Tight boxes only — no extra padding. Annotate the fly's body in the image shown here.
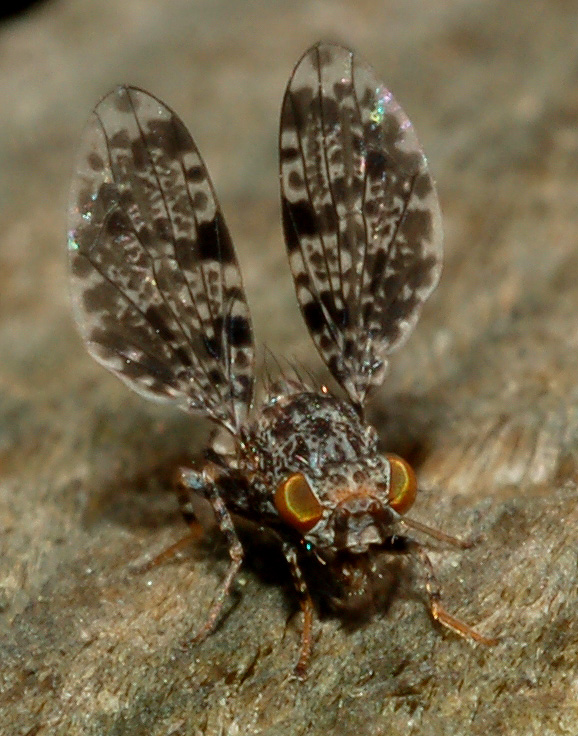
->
[68,42,496,676]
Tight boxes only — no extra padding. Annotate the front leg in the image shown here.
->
[282,542,314,679]
[179,464,244,642]
[401,537,498,646]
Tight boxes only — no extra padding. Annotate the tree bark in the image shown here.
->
[1,1,577,734]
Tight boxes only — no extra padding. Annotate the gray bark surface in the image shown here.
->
[0,1,577,734]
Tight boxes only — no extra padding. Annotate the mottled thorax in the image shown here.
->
[246,385,376,479]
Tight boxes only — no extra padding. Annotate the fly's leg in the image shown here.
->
[179,465,244,642]
[282,542,314,679]
[137,533,201,574]
[407,539,498,645]
[401,516,474,549]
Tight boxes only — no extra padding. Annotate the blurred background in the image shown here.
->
[1,1,577,734]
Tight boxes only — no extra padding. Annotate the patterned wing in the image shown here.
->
[280,43,442,406]
[68,86,254,434]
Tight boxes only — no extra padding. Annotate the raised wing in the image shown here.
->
[280,43,442,407]
[68,86,254,434]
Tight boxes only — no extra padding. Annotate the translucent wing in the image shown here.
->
[280,43,442,407]
[68,86,254,434]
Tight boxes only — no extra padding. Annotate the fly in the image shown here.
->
[67,42,497,678]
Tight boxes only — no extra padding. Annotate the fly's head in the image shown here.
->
[274,452,418,557]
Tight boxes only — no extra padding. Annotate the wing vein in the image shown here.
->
[82,246,207,390]
[95,110,204,359]
[280,43,442,404]
[361,172,418,360]
[315,45,345,326]
[349,51,370,329]
[289,91,342,350]
[92,114,225,409]
[120,99,225,409]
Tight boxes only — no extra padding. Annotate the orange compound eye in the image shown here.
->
[386,454,418,514]
[275,473,323,533]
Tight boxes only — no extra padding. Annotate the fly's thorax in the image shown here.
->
[244,388,377,477]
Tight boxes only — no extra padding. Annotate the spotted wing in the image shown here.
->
[68,86,254,434]
[280,43,442,406]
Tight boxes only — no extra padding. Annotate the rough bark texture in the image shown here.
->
[1,1,577,734]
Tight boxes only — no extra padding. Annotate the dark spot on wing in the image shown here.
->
[97,182,119,209]
[203,334,221,360]
[226,315,252,347]
[333,81,350,101]
[414,171,433,199]
[319,203,339,235]
[145,117,194,158]
[111,88,134,113]
[280,146,300,163]
[288,171,303,189]
[131,138,148,171]
[365,149,389,178]
[196,216,235,263]
[400,207,432,245]
[288,88,314,131]
[70,253,92,279]
[294,272,308,288]
[285,198,318,238]
[302,300,325,333]
[281,198,300,254]
[193,191,208,211]
[321,96,339,128]
[109,130,131,149]
[105,209,131,239]
[173,345,193,367]
[83,282,111,313]
[316,44,335,67]
[225,286,245,303]
[88,153,104,171]
[153,217,171,242]
[186,165,205,182]
[144,305,175,342]
[208,368,222,385]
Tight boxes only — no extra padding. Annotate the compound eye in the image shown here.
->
[386,454,417,514]
[275,473,323,533]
